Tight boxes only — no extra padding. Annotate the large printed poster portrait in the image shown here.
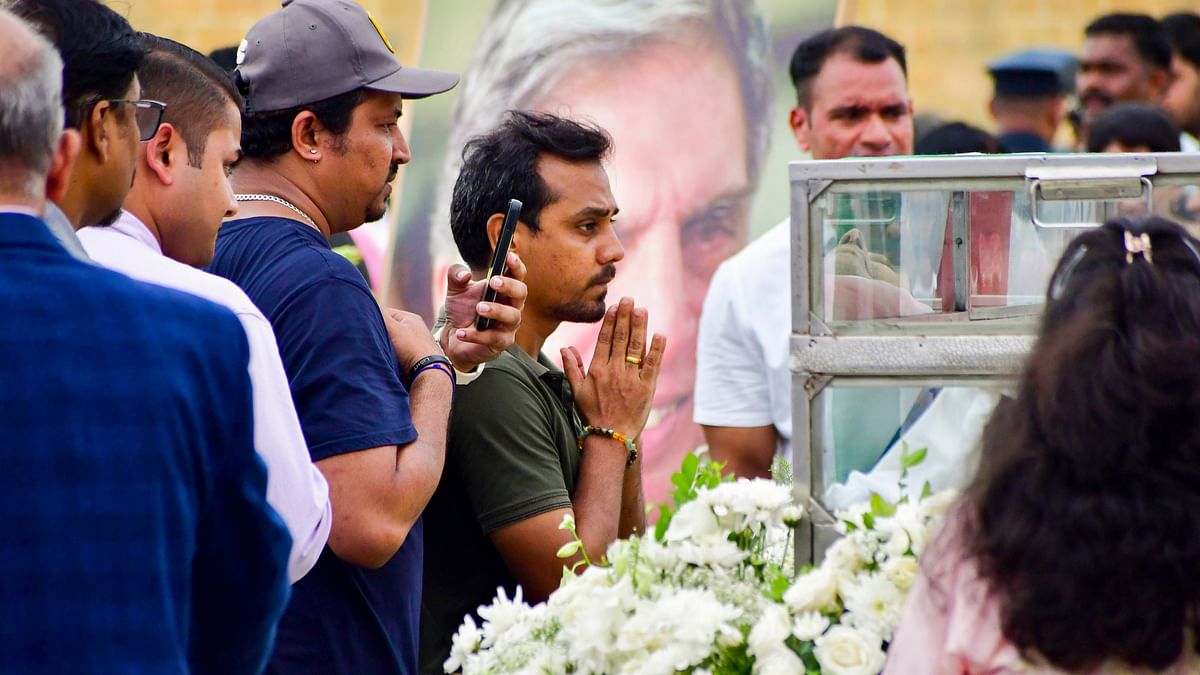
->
[382,0,834,503]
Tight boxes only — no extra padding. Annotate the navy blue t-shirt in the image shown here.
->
[209,216,422,675]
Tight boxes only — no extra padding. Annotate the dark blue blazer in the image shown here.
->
[0,212,291,674]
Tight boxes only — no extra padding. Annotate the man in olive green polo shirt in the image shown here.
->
[420,111,665,671]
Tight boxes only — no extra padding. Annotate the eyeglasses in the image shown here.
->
[107,99,167,141]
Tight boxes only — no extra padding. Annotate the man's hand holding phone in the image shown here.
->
[441,252,528,373]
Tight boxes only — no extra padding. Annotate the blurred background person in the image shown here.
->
[916,120,1001,155]
[1074,13,1172,149]
[887,217,1200,674]
[1086,102,1182,153]
[425,0,774,504]
[1161,12,1200,150]
[695,26,915,479]
[986,48,1076,153]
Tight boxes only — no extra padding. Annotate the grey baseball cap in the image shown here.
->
[236,0,459,113]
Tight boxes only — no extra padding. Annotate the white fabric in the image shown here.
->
[79,211,332,582]
[824,387,1000,510]
[694,220,793,456]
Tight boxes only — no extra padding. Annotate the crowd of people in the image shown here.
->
[4,0,1200,673]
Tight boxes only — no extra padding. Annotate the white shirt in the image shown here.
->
[79,211,332,582]
[694,220,793,455]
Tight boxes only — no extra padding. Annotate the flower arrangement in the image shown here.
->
[445,447,955,675]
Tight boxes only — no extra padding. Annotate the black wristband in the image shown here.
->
[406,353,452,386]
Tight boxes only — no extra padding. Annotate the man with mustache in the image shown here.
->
[206,1,527,673]
[420,111,664,672]
[1075,13,1172,149]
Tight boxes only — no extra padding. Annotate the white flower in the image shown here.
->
[882,555,920,592]
[919,489,958,521]
[614,588,742,673]
[813,625,887,675]
[822,536,866,576]
[783,567,838,613]
[840,573,904,640]
[478,586,532,648]
[747,605,792,661]
[755,648,806,675]
[792,611,831,641]
[443,614,482,673]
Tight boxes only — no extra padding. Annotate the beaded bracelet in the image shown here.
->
[576,426,638,468]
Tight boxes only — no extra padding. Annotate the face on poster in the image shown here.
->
[385,0,833,504]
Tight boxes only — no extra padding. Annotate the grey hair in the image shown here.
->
[0,8,65,198]
[430,0,773,262]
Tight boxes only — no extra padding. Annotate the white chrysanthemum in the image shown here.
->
[444,614,482,674]
[841,573,904,640]
[822,536,866,576]
[551,572,634,674]
[478,586,532,648]
[666,479,798,543]
[672,537,747,568]
[792,611,831,642]
[783,567,838,613]
[813,625,887,675]
[835,503,872,534]
[614,588,742,673]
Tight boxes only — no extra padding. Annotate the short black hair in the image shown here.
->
[1162,13,1200,69]
[238,86,366,161]
[207,46,238,74]
[138,34,242,168]
[916,121,1000,155]
[450,111,612,270]
[9,0,144,130]
[1085,13,1172,71]
[1086,102,1181,152]
[788,26,907,107]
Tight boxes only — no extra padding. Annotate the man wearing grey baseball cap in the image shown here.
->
[207,1,528,673]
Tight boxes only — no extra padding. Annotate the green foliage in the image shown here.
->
[769,455,793,485]
[653,451,731,542]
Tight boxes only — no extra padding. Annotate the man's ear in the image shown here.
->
[83,100,113,161]
[485,211,506,252]
[789,106,812,152]
[143,122,180,186]
[45,128,82,206]
[1150,66,1172,101]
[291,110,325,162]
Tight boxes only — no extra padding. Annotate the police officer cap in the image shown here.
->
[988,48,1077,97]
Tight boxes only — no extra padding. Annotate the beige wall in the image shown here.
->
[842,0,1196,135]
[121,0,426,65]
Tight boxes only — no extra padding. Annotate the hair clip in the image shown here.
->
[1124,230,1152,264]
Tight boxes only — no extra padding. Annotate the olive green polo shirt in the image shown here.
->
[420,344,583,673]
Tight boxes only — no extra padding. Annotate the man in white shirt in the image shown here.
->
[695,26,916,477]
[78,34,332,582]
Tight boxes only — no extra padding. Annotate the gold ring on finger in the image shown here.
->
[625,355,642,366]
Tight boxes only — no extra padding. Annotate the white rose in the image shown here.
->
[792,611,830,642]
[755,649,806,675]
[883,556,920,592]
[748,605,792,660]
[783,568,838,613]
[813,625,887,675]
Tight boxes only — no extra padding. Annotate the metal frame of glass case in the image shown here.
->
[789,153,1200,563]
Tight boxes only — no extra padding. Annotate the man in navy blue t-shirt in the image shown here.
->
[211,2,527,673]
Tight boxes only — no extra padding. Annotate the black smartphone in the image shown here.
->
[475,199,522,331]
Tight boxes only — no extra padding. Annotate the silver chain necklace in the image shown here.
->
[234,193,320,233]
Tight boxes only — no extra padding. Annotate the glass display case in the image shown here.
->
[789,153,1200,561]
